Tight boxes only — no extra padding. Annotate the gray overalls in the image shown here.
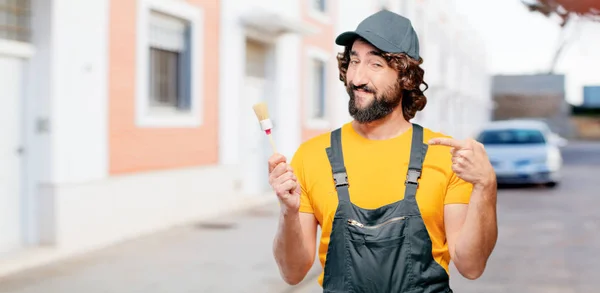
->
[322,124,452,293]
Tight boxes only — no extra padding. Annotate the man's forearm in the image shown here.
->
[454,183,498,279]
[273,210,312,285]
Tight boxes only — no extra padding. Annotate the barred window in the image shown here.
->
[0,0,31,42]
[148,10,191,111]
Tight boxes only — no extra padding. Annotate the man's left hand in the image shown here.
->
[428,137,496,189]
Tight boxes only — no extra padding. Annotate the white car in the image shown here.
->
[475,119,566,187]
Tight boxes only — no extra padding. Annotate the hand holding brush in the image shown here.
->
[253,102,301,212]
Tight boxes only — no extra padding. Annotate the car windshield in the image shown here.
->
[477,128,546,145]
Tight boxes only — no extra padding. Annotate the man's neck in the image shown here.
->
[351,109,412,140]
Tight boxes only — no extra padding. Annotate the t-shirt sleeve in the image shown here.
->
[444,171,473,205]
[290,146,314,214]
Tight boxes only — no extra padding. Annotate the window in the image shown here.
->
[0,0,31,42]
[308,0,328,23]
[312,0,326,12]
[477,129,547,145]
[305,47,330,128]
[310,58,326,119]
[148,11,191,111]
[136,0,203,128]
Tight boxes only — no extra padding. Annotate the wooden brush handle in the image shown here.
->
[267,133,277,154]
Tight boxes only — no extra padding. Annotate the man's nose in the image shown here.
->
[350,66,368,87]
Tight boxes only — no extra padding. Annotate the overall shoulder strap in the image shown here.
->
[325,128,350,202]
[404,124,428,202]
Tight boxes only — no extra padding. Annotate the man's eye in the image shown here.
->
[350,60,359,64]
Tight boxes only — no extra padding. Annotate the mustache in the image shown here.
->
[349,84,375,94]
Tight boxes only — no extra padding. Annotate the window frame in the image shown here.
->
[135,0,204,128]
[307,0,329,24]
[305,47,330,129]
[0,39,34,58]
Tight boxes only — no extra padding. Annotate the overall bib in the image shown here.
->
[322,124,452,293]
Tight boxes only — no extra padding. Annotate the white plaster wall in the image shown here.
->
[49,0,109,184]
[218,0,245,166]
[39,165,273,250]
[273,34,303,159]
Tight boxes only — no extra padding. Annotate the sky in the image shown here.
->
[454,0,600,105]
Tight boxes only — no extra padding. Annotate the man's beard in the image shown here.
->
[347,83,402,123]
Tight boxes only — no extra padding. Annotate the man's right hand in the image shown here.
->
[269,153,317,285]
[268,154,301,214]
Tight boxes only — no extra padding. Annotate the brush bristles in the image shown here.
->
[252,102,270,121]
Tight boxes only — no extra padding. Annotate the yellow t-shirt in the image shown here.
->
[290,122,473,286]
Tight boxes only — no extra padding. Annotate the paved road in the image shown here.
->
[0,202,326,293]
[447,141,600,293]
[560,140,600,166]
[0,141,598,293]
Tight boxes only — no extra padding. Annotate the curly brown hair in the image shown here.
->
[336,42,428,121]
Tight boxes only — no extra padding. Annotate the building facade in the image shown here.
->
[492,74,573,137]
[583,86,600,108]
[0,0,491,274]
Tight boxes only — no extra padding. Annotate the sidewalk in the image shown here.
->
[0,200,323,293]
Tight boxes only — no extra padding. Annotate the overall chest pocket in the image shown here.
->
[345,216,414,293]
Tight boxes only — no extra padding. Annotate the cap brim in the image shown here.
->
[335,31,362,47]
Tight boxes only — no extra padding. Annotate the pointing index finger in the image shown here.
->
[428,137,465,149]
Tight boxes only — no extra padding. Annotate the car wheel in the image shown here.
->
[545,181,558,188]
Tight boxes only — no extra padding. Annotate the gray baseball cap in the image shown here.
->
[335,9,420,60]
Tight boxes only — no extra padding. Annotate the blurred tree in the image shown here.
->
[521,0,600,73]
[522,0,599,26]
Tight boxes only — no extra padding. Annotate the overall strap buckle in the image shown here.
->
[405,168,421,187]
[333,172,349,187]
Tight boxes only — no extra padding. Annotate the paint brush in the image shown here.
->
[252,102,277,154]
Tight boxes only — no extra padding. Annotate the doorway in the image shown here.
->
[239,38,274,196]
[0,55,25,255]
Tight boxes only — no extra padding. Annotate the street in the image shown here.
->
[0,141,598,293]
[450,141,600,293]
